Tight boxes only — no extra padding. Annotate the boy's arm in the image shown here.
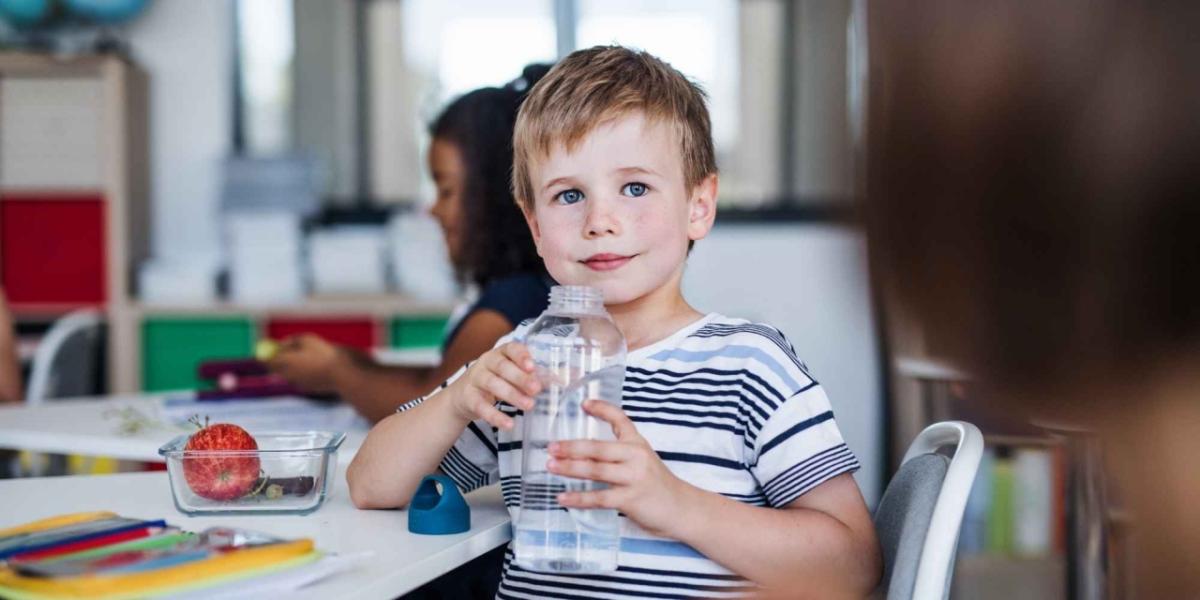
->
[671,473,881,596]
[346,387,472,509]
[347,341,541,509]
[549,401,881,595]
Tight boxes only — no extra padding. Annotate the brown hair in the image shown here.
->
[512,45,717,212]
[429,64,551,286]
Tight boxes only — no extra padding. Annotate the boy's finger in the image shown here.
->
[583,400,639,440]
[500,342,535,372]
[479,372,533,412]
[494,358,541,400]
[471,400,515,430]
[549,439,632,463]
[547,458,629,485]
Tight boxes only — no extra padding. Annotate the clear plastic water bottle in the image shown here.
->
[513,285,626,573]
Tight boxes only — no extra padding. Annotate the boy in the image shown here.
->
[348,46,880,598]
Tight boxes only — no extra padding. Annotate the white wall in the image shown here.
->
[683,223,883,505]
[119,0,232,261]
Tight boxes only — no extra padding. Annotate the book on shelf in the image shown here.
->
[967,443,1065,559]
[899,366,1068,560]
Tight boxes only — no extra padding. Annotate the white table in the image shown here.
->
[0,394,369,462]
[0,467,513,599]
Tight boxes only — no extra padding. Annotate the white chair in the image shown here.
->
[25,310,105,403]
[873,421,984,600]
[16,310,105,476]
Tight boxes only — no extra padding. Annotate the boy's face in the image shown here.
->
[523,113,717,306]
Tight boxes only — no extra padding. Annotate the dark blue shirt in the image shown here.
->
[443,272,553,349]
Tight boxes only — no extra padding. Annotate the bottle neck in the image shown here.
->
[547,285,605,315]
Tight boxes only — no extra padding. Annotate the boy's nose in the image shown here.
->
[583,198,622,239]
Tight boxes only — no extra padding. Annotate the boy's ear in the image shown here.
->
[687,173,719,242]
[522,204,544,257]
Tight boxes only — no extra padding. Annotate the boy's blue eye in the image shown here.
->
[555,189,585,205]
[622,182,649,197]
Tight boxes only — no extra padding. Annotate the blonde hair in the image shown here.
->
[512,45,717,212]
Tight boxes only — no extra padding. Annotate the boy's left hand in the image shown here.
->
[547,399,693,538]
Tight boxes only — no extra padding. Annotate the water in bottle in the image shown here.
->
[513,285,626,573]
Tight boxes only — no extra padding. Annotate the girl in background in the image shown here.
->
[269,65,554,423]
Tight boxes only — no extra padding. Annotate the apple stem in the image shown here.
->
[243,469,269,498]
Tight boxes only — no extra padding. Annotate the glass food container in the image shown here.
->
[158,431,344,515]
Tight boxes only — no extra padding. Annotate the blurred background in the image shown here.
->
[0,2,1079,597]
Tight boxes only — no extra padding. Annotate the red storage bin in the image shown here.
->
[0,195,106,306]
[265,316,377,350]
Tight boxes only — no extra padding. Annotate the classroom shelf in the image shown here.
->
[0,51,460,393]
[130,295,454,318]
[0,51,150,394]
[141,317,256,392]
[129,305,452,392]
[1,196,107,306]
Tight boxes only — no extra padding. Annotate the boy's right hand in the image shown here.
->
[446,342,540,430]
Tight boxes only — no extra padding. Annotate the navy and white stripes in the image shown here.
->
[401,313,859,598]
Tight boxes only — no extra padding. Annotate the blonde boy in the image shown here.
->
[349,46,880,598]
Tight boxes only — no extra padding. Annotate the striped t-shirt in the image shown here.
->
[399,313,860,599]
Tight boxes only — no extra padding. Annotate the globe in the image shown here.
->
[64,0,148,25]
[0,0,52,27]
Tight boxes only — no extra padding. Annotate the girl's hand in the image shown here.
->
[547,400,694,538]
[267,334,346,393]
[446,342,541,430]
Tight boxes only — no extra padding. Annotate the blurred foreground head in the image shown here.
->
[868,0,1200,401]
[867,2,1200,595]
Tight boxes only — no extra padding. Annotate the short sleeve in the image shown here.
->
[749,383,860,507]
[395,321,538,495]
[394,363,499,493]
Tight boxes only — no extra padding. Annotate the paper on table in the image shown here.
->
[159,397,370,433]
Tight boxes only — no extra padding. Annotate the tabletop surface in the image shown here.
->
[0,394,370,462]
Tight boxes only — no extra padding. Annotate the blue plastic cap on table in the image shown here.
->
[408,474,471,535]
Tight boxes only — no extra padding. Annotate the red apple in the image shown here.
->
[182,421,261,501]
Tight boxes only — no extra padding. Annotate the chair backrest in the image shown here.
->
[25,311,105,404]
[873,421,983,600]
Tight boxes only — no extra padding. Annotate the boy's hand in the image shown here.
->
[446,342,541,430]
[547,400,693,538]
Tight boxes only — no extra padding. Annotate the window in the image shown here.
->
[402,0,557,103]
[235,0,294,155]
[236,0,859,213]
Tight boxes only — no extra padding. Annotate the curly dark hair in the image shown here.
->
[429,64,552,287]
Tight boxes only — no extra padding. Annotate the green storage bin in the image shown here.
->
[390,315,449,349]
[142,317,255,392]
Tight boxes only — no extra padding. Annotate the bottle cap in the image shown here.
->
[407,474,471,535]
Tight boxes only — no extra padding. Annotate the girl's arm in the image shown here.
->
[270,309,515,423]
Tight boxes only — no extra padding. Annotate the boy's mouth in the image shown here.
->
[580,253,636,271]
